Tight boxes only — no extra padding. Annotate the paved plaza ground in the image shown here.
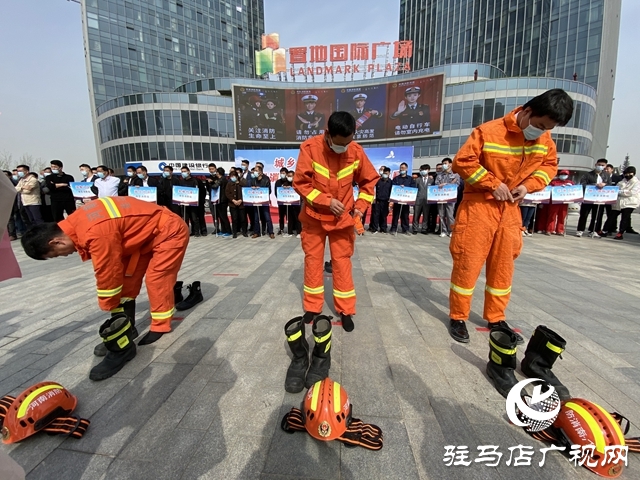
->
[1,213,640,480]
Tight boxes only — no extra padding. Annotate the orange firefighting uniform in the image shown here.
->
[450,107,558,322]
[293,135,379,315]
[59,197,189,332]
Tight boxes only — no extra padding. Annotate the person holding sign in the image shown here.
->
[435,158,460,237]
[604,166,640,240]
[178,166,203,236]
[286,112,378,393]
[448,89,573,354]
[576,159,611,237]
[20,197,190,380]
[546,170,574,235]
[92,165,120,198]
[390,163,415,234]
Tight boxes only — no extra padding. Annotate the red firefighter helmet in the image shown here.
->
[1,382,77,444]
[302,378,351,442]
[553,398,627,478]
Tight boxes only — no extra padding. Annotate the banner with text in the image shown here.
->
[70,182,97,200]
[276,187,300,205]
[427,184,458,204]
[583,185,619,205]
[390,185,418,205]
[242,187,271,205]
[522,186,551,205]
[172,186,199,206]
[550,185,584,204]
[128,186,157,203]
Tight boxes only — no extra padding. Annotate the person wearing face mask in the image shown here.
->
[390,162,415,235]
[435,158,460,237]
[212,167,232,237]
[39,168,54,222]
[448,89,572,353]
[178,167,202,236]
[158,166,181,215]
[367,165,386,233]
[602,167,640,240]
[285,171,302,237]
[118,166,137,195]
[546,170,574,235]
[412,164,433,235]
[576,159,611,237]
[225,168,248,238]
[90,165,121,198]
[79,164,97,183]
[248,165,275,239]
[275,167,290,235]
[45,160,76,222]
[371,167,392,233]
[14,165,43,226]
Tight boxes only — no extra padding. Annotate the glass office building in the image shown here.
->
[399,0,622,162]
[80,0,264,148]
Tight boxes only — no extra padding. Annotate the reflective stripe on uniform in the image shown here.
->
[337,164,355,180]
[314,330,332,344]
[312,161,330,179]
[17,384,65,418]
[97,285,123,297]
[304,285,324,295]
[333,381,341,413]
[532,170,551,184]
[482,143,523,155]
[287,330,302,342]
[103,320,132,342]
[110,307,125,314]
[98,197,122,218]
[333,288,355,299]
[485,285,512,296]
[358,192,374,202]
[591,404,626,447]
[150,307,175,320]
[565,402,607,453]
[307,189,321,204]
[524,144,549,155]
[450,282,474,296]
[489,338,516,355]
[467,166,488,185]
[545,341,564,354]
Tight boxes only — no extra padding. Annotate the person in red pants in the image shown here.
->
[546,169,573,235]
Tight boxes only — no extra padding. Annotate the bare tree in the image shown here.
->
[0,150,13,171]
[17,153,47,173]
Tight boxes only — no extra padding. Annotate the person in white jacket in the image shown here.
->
[15,166,43,225]
[613,166,640,240]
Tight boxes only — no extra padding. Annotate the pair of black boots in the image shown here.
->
[486,325,570,400]
[174,281,203,311]
[284,316,332,393]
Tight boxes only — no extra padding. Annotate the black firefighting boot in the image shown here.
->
[486,326,519,398]
[521,325,571,401]
[284,317,309,393]
[90,313,137,381]
[176,281,203,311]
[94,300,138,357]
[174,281,184,304]
[305,316,332,388]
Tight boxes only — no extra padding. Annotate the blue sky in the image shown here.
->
[0,1,636,172]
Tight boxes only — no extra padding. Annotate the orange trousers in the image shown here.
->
[300,217,357,316]
[449,198,523,322]
[120,214,189,332]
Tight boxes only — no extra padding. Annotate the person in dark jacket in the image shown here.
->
[178,166,202,236]
[390,162,415,234]
[370,167,392,233]
[247,165,275,238]
[225,168,248,238]
[212,167,232,236]
[118,166,137,195]
[576,158,611,237]
[204,163,220,234]
[196,174,208,236]
[158,165,181,215]
[274,167,289,235]
[412,163,433,234]
[45,160,76,221]
[285,170,301,236]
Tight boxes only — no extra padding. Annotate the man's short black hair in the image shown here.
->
[164,165,173,172]
[51,160,63,168]
[443,157,453,163]
[137,165,148,173]
[181,166,191,172]
[217,167,225,175]
[400,162,408,168]
[327,111,356,137]
[523,89,574,126]
[383,167,391,173]
[596,158,608,165]
[21,223,62,260]
[96,165,108,171]
[241,159,249,165]
[420,164,430,170]
[280,167,288,174]
[606,164,614,169]
[436,163,442,167]
[208,163,217,168]
[79,163,91,169]
[16,164,30,171]
[624,166,636,175]
[127,165,136,171]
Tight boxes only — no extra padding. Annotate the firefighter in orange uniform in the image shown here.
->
[448,89,573,345]
[21,196,190,381]
[284,112,378,394]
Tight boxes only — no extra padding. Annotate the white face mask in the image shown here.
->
[523,116,545,140]
[559,175,568,180]
[328,136,348,154]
